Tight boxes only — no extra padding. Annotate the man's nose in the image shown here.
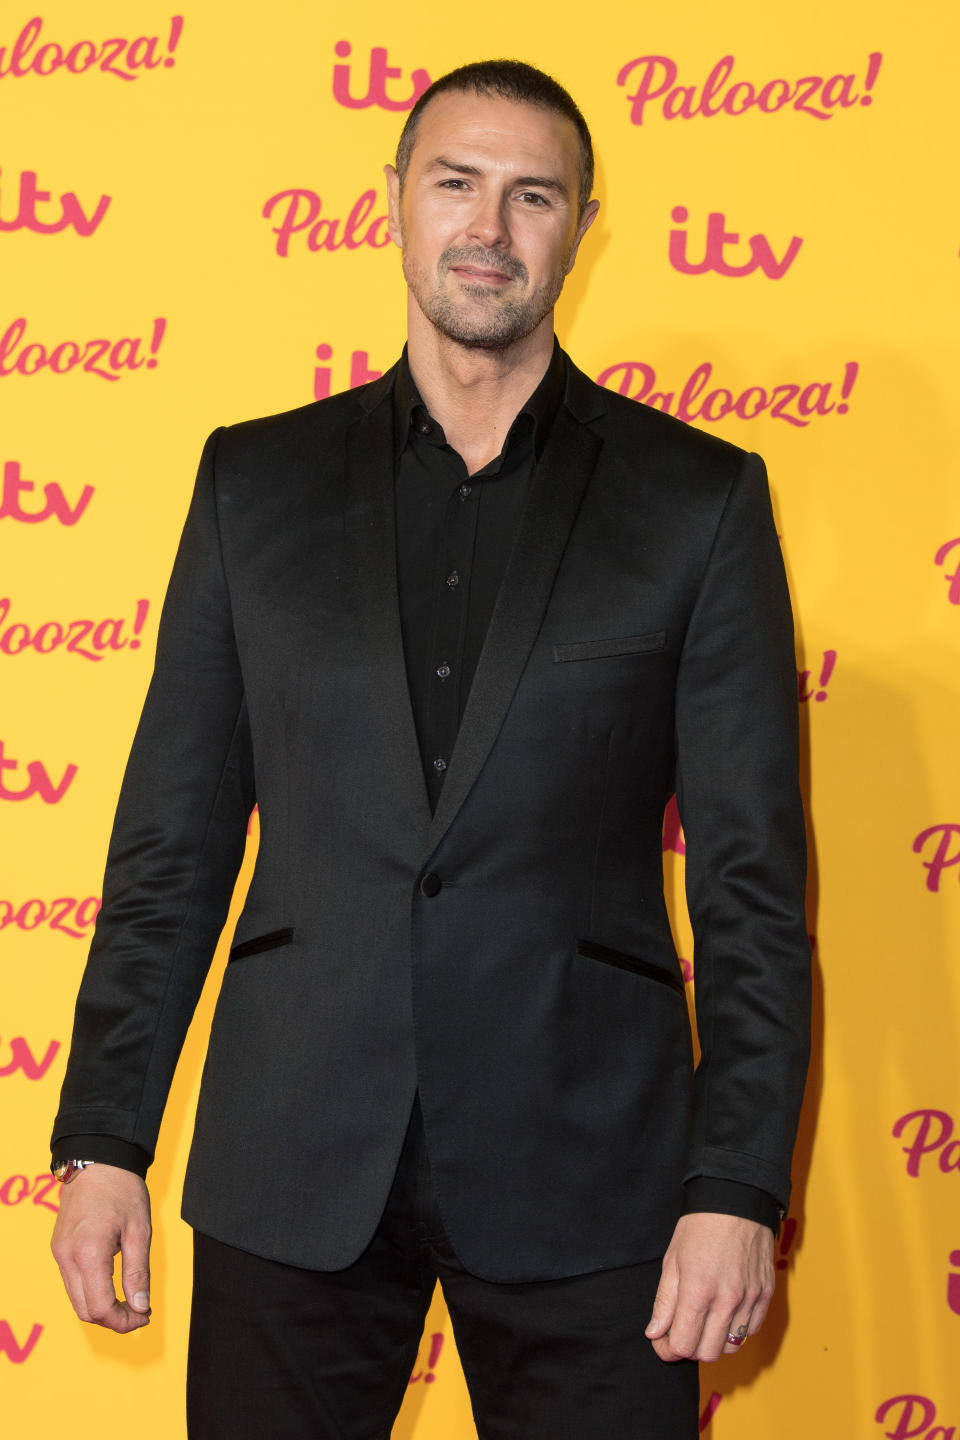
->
[466,194,509,249]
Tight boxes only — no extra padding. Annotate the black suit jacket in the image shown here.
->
[53,355,810,1282]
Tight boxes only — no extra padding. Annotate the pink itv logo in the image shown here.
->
[313,344,382,400]
[669,206,802,280]
[0,166,110,236]
[0,740,76,803]
[332,42,429,112]
[0,1320,43,1363]
[1,461,93,525]
[0,1035,60,1080]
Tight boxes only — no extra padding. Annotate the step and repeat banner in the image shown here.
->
[3,1,959,1435]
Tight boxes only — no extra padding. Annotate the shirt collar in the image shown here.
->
[392,337,566,465]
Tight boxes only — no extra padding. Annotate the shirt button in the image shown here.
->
[433,757,447,773]
[445,571,460,588]
[459,484,472,498]
[436,663,451,679]
[420,872,442,898]
[419,422,432,436]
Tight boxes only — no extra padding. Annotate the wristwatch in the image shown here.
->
[52,1159,96,1184]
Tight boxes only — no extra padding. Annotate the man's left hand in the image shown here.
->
[644,1212,775,1362]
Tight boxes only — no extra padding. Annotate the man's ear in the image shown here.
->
[383,164,403,249]
[565,198,600,275]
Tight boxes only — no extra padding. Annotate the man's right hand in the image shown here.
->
[51,1164,152,1333]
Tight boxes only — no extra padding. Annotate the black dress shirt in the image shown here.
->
[393,341,565,812]
[54,342,781,1234]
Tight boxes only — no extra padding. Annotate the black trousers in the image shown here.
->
[187,1097,698,1440]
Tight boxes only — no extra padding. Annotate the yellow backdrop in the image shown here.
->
[4,1,959,1435]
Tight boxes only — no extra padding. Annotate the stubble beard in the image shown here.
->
[403,243,570,352]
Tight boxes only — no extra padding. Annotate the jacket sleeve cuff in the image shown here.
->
[51,1135,150,1179]
[682,1177,783,1235]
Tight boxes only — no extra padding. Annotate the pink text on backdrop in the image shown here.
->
[776,1217,798,1270]
[669,206,802,279]
[618,51,882,126]
[0,1172,61,1212]
[875,1394,956,1439]
[0,597,149,659]
[1,895,101,939]
[892,1110,960,1178]
[0,1035,60,1079]
[949,1252,960,1317]
[0,167,110,236]
[0,461,93,524]
[597,358,859,429]
[0,316,166,379]
[314,345,383,400]
[798,650,837,702]
[408,1332,443,1384]
[263,188,390,258]
[0,1320,43,1363]
[0,740,76,803]
[934,538,960,604]
[0,16,183,81]
[699,1394,723,1432]
[662,794,685,856]
[332,41,430,111]
[912,824,960,892]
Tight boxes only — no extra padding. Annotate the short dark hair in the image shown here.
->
[395,59,594,214]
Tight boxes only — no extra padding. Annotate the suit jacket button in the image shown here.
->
[420,872,442,898]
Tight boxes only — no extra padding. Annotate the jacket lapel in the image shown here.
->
[424,370,605,854]
[347,370,434,838]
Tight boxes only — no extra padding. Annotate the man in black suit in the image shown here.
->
[51,60,809,1439]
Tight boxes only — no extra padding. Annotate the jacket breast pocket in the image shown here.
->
[553,631,667,663]
[576,938,685,996]
[228,927,295,963]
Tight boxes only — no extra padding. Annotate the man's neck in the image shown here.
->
[406,308,556,476]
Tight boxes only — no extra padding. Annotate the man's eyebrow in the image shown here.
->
[425,157,483,177]
[425,156,569,196]
[514,174,569,197]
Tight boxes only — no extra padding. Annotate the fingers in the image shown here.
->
[644,1255,680,1348]
[645,1212,776,1363]
[121,1222,152,1317]
[50,1165,152,1334]
[53,1250,88,1324]
[653,1281,764,1363]
[721,1314,750,1357]
[77,1244,145,1333]
[54,1235,148,1333]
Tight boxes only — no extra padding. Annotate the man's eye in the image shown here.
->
[440,179,469,190]
[519,192,548,206]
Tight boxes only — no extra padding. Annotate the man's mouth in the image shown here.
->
[450,265,514,285]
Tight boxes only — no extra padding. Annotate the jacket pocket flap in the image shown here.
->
[228,927,295,962]
[576,938,685,995]
[553,631,667,663]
